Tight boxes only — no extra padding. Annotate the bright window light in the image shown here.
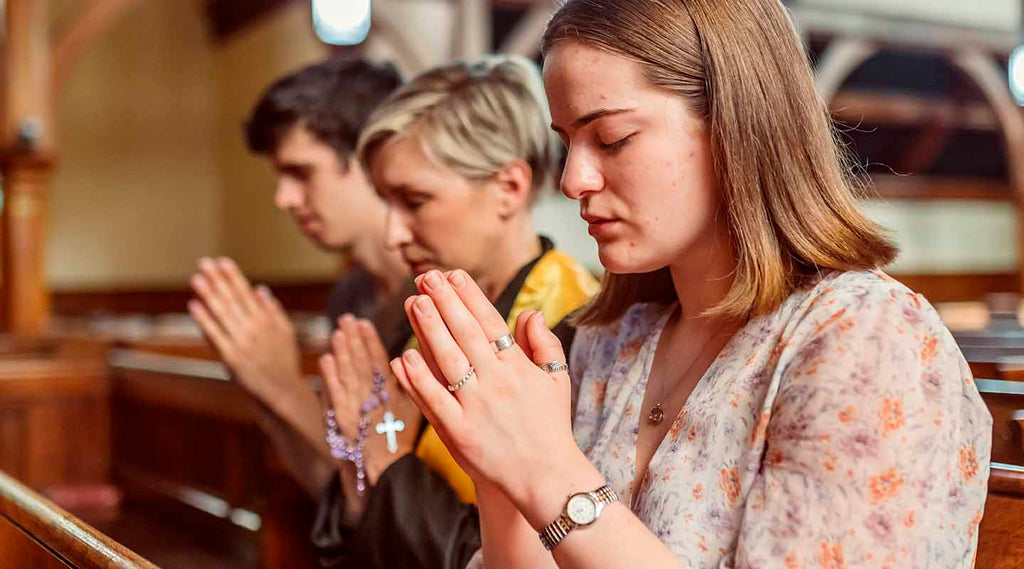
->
[312,0,371,45]
[1011,45,1024,106]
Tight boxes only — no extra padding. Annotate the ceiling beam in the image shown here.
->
[829,91,1000,130]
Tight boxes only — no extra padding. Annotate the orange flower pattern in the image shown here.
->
[569,270,991,567]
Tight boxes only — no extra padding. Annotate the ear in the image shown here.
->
[490,160,534,220]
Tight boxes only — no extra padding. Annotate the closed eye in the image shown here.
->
[599,132,637,153]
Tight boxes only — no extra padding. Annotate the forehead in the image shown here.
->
[371,134,442,188]
[274,124,337,163]
[542,43,650,117]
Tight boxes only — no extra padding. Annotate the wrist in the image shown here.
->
[509,448,606,531]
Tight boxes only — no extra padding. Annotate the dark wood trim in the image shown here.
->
[204,0,302,41]
[865,175,1013,201]
[53,279,336,316]
[889,272,1018,303]
[0,470,157,568]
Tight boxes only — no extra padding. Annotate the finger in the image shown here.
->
[339,315,372,377]
[358,319,390,369]
[215,257,259,316]
[446,270,516,356]
[319,353,342,408]
[409,294,478,393]
[187,299,232,355]
[399,349,463,427]
[391,356,429,416]
[419,270,494,369]
[255,284,290,326]
[404,295,447,386]
[330,328,360,400]
[525,312,570,383]
[197,257,247,321]
[190,272,243,334]
[513,309,536,363]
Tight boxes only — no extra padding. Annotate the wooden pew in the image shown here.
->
[105,338,319,568]
[972,372,1024,566]
[0,469,156,568]
[0,336,111,491]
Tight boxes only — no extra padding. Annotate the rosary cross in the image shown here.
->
[375,411,405,453]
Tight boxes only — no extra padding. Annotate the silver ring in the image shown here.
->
[539,361,568,374]
[448,365,475,392]
[491,334,515,353]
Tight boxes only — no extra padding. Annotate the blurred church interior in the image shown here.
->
[1,0,1024,567]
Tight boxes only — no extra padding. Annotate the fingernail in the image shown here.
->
[199,257,215,271]
[191,275,205,288]
[218,257,233,269]
[403,349,421,366]
[256,284,270,297]
[448,270,466,288]
[414,296,431,314]
[424,271,441,290]
[414,274,425,287]
[534,311,547,327]
[186,299,197,312]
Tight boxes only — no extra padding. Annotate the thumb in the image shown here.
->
[524,312,569,379]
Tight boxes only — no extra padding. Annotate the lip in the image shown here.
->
[405,258,433,274]
[582,213,622,239]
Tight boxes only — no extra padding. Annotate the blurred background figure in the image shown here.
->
[1,1,1023,568]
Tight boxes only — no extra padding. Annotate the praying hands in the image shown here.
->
[392,270,605,531]
[188,257,325,453]
[319,315,422,506]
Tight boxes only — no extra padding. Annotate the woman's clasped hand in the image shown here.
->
[391,269,593,518]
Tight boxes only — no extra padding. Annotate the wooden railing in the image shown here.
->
[0,469,157,568]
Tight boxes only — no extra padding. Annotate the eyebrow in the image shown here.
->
[551,107,637,134]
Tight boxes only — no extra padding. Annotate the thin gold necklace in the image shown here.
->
[647,316,731,426]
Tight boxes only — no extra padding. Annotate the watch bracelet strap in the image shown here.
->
[538,484,619,550]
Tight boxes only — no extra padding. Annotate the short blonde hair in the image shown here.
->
[543,0,897,325]
[357,55,558,198]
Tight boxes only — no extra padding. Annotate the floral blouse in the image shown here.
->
[569,270,991,568]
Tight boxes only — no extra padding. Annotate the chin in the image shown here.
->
[596,243,666,275]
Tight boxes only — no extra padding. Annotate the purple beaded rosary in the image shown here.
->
[324,368,389,496]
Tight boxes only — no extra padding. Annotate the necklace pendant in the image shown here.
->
[647,404,665,425]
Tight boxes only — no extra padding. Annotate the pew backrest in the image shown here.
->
[0,470,157,569]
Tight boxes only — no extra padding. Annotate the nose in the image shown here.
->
[274,178,303,211]
[383,206,413,251]
[560,146,604,201]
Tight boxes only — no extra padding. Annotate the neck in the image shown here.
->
[475,215,543,302]
[350,221,408,298]
[668,221,737,323]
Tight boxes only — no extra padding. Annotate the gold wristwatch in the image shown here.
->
[538,485,618,550]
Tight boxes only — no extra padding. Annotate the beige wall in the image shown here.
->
[214,2,335,281]
[49,0,221,288]
[48,1,335,290]
[44,0,1020,291]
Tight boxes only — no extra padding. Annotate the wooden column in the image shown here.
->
[949,51,1024,294]
[1,155,54,334]
[1,0,55,334]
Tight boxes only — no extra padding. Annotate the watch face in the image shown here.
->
[566,494,598,525]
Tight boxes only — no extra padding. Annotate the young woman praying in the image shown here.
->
[393,0,992,567]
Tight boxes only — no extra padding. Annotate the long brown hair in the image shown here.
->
[543,0,897,325]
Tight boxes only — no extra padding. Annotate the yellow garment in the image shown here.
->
[413,249,599,504]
